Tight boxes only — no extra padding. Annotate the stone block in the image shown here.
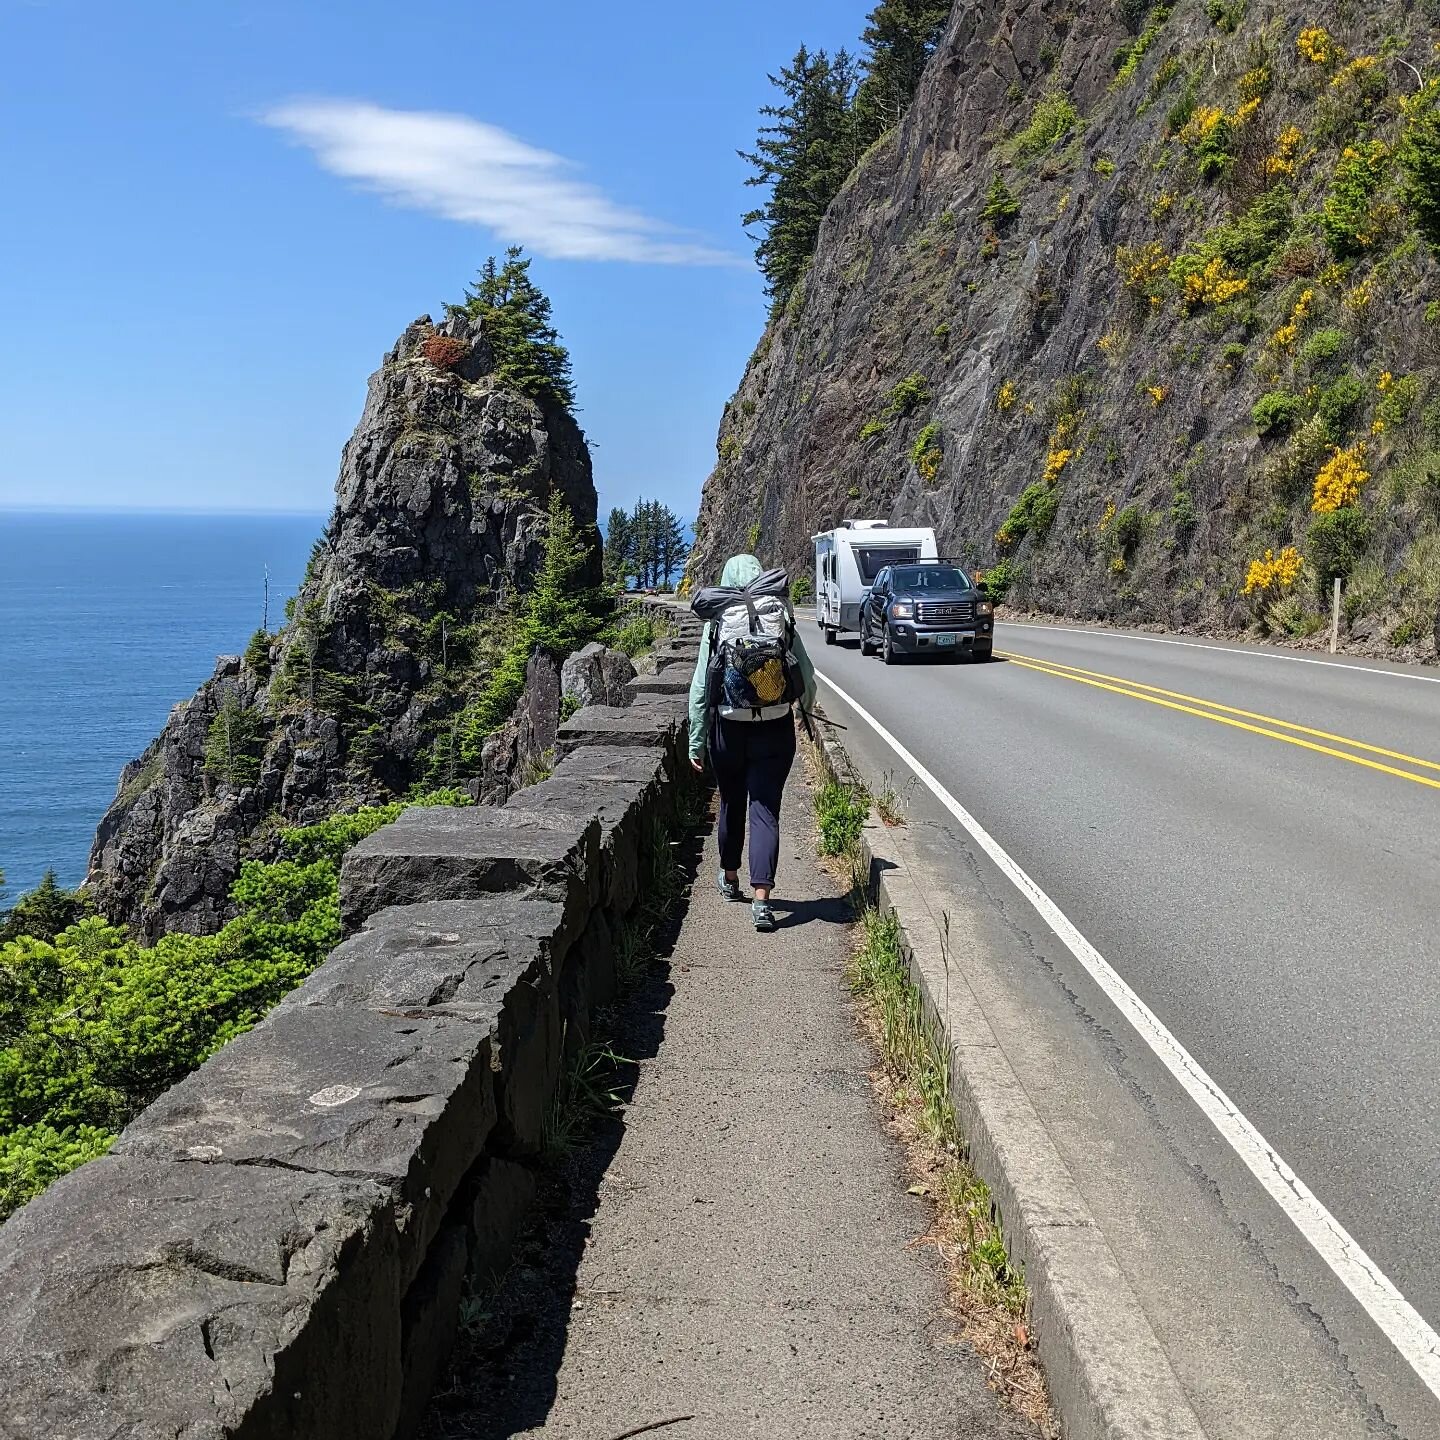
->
[560,641,636,708]
[339,804,598,933]
[284,898,567,1158]
[115,1004,496,1283]
[555,705,681,762]
[467,1155,538,1283]
[395,1224,469,1440]
[624,670,692,701]
[550,744,669,788]
[505,775,651,916]
[0,1154,402,1440]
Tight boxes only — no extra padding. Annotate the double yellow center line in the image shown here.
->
[1000,650,1440,792]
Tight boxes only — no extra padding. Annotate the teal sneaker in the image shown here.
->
[751,899,776,932]
[717,870,743,901]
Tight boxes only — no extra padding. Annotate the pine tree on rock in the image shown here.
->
[740,46,859,309]
[603,506,633,587]
[854,0,951,147]
[454,247,575,410]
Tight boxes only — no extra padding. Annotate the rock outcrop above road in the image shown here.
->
[87,311,600,938]
[693,0,1440,660]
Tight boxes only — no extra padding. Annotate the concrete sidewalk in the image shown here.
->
[428,767,1035,1439]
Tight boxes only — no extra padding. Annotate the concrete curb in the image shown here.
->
[810,719,1209,1440]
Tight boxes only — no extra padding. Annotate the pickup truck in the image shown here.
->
[858,561,995,663]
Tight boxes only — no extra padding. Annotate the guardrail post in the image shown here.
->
[1330,576,1341,654]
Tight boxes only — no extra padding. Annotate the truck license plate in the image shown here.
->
[935,632,973,646]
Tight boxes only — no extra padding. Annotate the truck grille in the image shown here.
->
[916,600,973,625]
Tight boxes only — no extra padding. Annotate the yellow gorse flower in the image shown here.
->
[1297,27,1334,64]
[1311,443,1369,513]
[1183,256,1249,307]
[1243,546,1304,595]
[1377,370,1393,392]
[1044,447,1074,483]
[1147,385,1167,407]
[996,378,1017,411]
[1265,125,1304,177]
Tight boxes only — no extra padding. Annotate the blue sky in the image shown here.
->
[0,0,867,523]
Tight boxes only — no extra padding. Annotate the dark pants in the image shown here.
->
[710,713,797,889]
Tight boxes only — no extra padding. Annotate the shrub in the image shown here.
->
[979,557,1021,603]
[1296,27,1335,65]
[885,372,929,416]
[1319,142,1393,258]
[859,417,887,441]
[995,379,1018,411]
[1110,504,1145,556]
[981,174,1020,226]
[1375,371,1420,431]
[1014,91,1080,157]
[790,572,813,603]
[613,613,659,657]
[1204,0,1244,31]
[1176,105,1234,179]
[1112,6,1171,86]
[1242,545,1303,595]
[1312,442,1370,512]
[0,1124,115,1222]
[1316,374,1366,435]
[815,782,869,857]
[998,483,1060,548]
[1170,481,1198,540]
[1307,507,1372,584]
[911,423,943,483]
[1399,81,1440,253]
[1300,327,1346,367]
[1253,390,1306,435]
[420,335,467,370]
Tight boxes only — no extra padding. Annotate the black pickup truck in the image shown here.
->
[858,561,995,664]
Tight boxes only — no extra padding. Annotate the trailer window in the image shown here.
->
[853,546,919,583]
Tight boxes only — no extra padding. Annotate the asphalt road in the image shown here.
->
[806,616,1440,1437]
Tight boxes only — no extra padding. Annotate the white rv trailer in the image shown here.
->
[812,520,938,644]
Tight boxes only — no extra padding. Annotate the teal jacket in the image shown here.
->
[687,553,817,764]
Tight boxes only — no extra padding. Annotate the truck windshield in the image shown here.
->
[890,565,971,590]
[853,545,919,583]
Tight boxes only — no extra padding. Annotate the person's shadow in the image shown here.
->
[770,891,851,929]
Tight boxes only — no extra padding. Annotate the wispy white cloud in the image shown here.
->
[259,99,741,267]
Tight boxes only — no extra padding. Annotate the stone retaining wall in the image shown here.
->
[0,602,702,1440]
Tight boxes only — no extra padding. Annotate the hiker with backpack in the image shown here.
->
[688,553,817,933]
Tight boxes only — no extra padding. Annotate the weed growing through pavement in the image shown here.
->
[874,769,918,826]
[815,779,870,855]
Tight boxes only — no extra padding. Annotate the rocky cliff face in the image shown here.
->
[694,0,1440,658]
[88,312,599,939]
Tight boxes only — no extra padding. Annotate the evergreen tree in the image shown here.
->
[740,46,859,308]
[656,511,690,589]
[853,0,951,147]
[454,247,575,410]
[603,506,633,587]
[0,871,89,946]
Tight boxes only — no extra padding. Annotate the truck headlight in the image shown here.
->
[977,600,994,616]
[890,601,914,619]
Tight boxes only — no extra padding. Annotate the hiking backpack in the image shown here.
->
[706,590,804,719]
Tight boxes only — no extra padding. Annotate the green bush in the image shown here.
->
[0,871,89,945]
[790,572,814,603]
[1112,6,1171,86]
[1307,507,1372,587]
[1000,483,1060,545]
[203,693,266,787]
[910,422,943,482]
[1399,80,1440,253]
[0,1123,115,1221]
[1316,374,1366,435]
[1252,390,1306,435]
[1319,142,1392,259]
[859,417,888,441]
[885,373,930,417]
[613,613,659,657]
[1203,0,1244,30]
[1110,504,1145,556]
[1014,91,1080,157]
[1170,482,1198,541]
[815,782,869,857]
[981,174,1020,226]
[980,556,1021,602]
[1300,327,1346,367]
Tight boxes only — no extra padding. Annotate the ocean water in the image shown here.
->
[0,511,322,897]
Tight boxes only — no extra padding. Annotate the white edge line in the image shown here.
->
[998,620,1440,685]
[814,663,1440,1402]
